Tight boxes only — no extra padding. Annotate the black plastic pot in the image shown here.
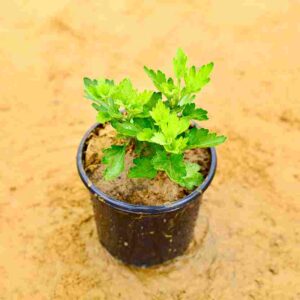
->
[77,123,217,267]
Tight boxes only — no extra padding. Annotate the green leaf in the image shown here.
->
[136,90,154,106]
[182,103,208,121]
[84,78,116,103]
[86,78,154,119]
[178,94,196,106]
[151,132,168,145]
[144,67,167,90]
[84,81,100,101]
[138,92,161,117]
[92,102,122,124]
[173,48,188,79]
[111,118,155,139]
[102,145,126,180]
[114,78,136,106]
[184,62,214,93]
[132,117,154,129]
[164,136,188,154]
[86,79,123,122]
[96,80,115,98]
[84,78,115,103]
[127,90,153,116]
[150,101,190,142]
[111,120,139,137]
[152,150,186,182]
[144,67,178,99]
[137,128,154,142]
[152,149,203,188]
[167,114,191,139]
[128,157,157,179]
[96,111,111,124]
[178,162,203,189]
[111,118,155,138]
[160,78,179,99]
[105,99,123,119]
[83,77,93,87]
[149,101,170,126]
[186,127,226,148]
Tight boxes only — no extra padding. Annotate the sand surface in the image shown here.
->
[0,1,299,299]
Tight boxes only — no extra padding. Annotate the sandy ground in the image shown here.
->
[0,1,299,299]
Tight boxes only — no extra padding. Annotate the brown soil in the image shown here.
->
[0,1,300,299]
[84,125,211,205]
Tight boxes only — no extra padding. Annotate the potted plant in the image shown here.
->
[77,49,226,266]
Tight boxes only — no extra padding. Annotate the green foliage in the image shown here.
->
[178,162,204,190]
[182,104,208,121]
[102,145,126,180]
[186,128,226,149]
[84,77,155,121]
[173,48,188,80]
[84,48,226,190]
[128,157,157,179]
[152,151,186,183]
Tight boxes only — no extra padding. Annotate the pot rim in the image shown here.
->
[76,123,217,214]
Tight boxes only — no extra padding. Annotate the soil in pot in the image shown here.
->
[84,125,211,206]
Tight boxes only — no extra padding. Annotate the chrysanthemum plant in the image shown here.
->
[83,49,226,189]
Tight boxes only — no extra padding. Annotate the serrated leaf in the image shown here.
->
[96,111,111,123]
[178,162,203,189]
[128,157,157,179]
[164,136,188,154]
[91,103,102,111]
[144,67,167,90]
[83,77,93,87]
[144,92,162,112]
[114,78,136,106]
[92,102,122,123]
[165,114,190,140]
[102,145,126,180]
[105,99,123,119]
[160,79,179,99]
[139,92,161,117]
[152,150,186,182]
[127,90,153,116]
[173,48,188,79]
[132,117,154,129]
[182,103,208,121]
[186,127,226,148]
[85,78,124,122]
[84,78,114,104]
[113,79,141,115]
[84,83,100,102]
[136,90,154,105]
[111,117,155,138]
[84,78,116,102]
[178,94,196,106]
[149,101,170,126]
[184,62,214,93]
[151,132,168,145]
[96,80,115,98]
[150,101,190,142]
[111,120,139,137]
[144,67,178,99]
[152,149,203,188]
[137,128,154,142]
[86,78,154,119]
[111,117,155,139]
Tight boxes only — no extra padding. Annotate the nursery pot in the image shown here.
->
[77,123,217,267]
